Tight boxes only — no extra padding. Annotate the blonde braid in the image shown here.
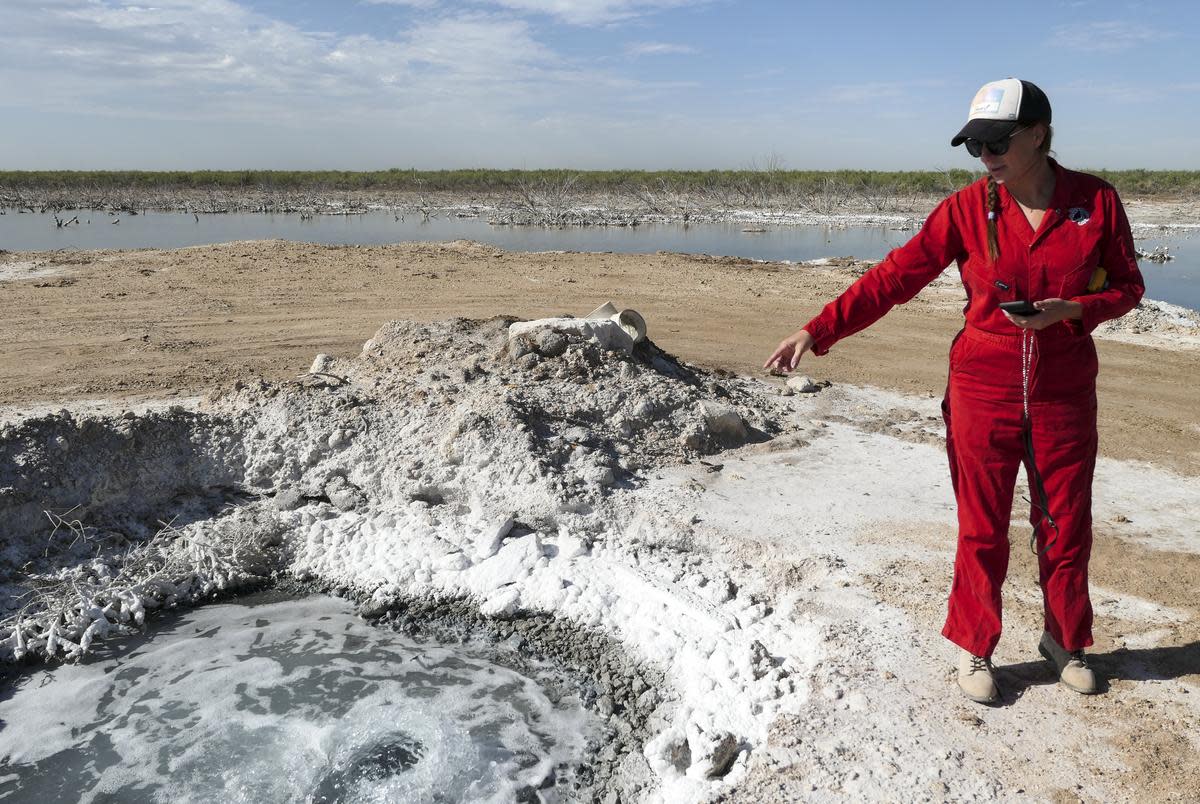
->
[986,176,1000,262]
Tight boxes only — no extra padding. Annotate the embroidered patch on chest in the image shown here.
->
[1067,207,1091,225]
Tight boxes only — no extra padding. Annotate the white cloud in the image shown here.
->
[1056,79,1200,104]
[402,13,553,73]
[363,0,711,24]
[1047,20,1174,52]
[2,0,331,111]
[483,0,706,25]
[0,0,704,168]
[626,41,697,56]
[362,0,440,7]
[0,2,569,124]
[818,79,950,105]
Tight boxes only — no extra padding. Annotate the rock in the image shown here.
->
[704,732,741,779]
[696,400,747,441]
[556,533,590,560]
[679,427,706,451]
[475,517,515,559]
[786,375,820,393]
[561,426,589,444]
[458,355,483,380]
[479,586,522,618]
[630,398,656,422]
[309,353,333,374]
[508,317,635,354]
[435,551,471,571]
[597,694,615,717]
[324,476,365,511]
[533,329,568,358]
[467,533,541,594]
[586,465,615,487]
[669,738,692,773]
[612,414,635,438]
[358,598,391,618]
[507,335,533,359]
[273,486,304,511]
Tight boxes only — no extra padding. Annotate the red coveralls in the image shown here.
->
[801,158,1144,657]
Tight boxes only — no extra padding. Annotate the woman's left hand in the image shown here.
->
[1004,298,1084,330]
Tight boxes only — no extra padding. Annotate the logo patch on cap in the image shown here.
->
[966,78,1023,121]
[972,87,1005,115]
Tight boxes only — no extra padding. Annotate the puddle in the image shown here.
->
[0,593,598,803]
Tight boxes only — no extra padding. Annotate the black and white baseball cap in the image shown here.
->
[951,78,1052,147]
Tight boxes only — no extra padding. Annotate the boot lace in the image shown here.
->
[1069,650,1089,668]
[969,654,990,672]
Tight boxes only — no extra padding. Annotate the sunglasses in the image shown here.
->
[964,126,1029,158]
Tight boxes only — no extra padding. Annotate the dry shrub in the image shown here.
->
[2,507,281,663]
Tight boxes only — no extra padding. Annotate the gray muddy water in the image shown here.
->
[1,209,1196,311]
[0,593,598,803]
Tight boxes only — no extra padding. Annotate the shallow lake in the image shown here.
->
[2,209,1197,311]
[0,593,596,803]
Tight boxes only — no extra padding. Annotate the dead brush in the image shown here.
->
[2,509,276,664]
[42,504,96,556]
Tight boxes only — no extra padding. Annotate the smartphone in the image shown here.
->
[999,300,1040,316]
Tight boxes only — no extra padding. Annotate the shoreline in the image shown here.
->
[4,185,1200,231]
[5,195,1200,231]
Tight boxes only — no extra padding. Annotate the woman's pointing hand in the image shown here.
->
[764,329,816,373]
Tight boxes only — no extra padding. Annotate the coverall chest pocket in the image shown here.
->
[1051,226,1103,299]
[1056,255,1101,300]
[962,256,1015,311]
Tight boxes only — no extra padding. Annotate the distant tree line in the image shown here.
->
[2,168,1197,196]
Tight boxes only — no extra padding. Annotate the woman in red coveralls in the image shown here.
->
[764,78,1144,705]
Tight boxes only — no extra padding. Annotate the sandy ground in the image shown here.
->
[1,240,1198,476]
[2,241,1198,801]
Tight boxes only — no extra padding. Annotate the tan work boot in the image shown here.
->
[957,649,1000,704]
[1038,631,1098,694]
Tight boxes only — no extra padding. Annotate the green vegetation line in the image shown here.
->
[2,168,1197,196]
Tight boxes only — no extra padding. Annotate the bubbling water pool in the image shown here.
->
[0,593,599,803]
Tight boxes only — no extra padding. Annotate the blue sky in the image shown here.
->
[1,0,1196,170]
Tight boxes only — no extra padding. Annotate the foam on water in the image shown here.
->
[0,594,597,803]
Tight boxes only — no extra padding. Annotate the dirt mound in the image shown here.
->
[1096,298,1200,337]
[1092,298,1200,351]
[207,315,786,530]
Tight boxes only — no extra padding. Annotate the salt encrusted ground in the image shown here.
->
[2,316,1198,802]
